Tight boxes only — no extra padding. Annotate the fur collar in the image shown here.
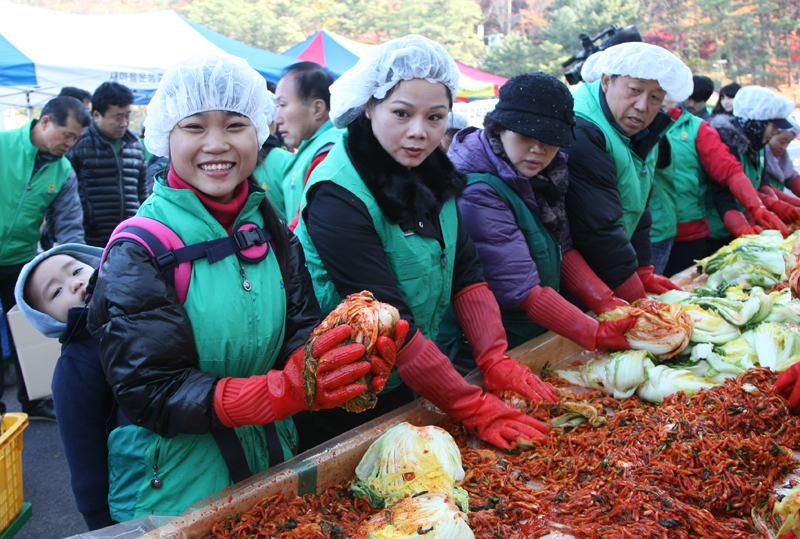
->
[346,116,466,225]
[710,114,750,155]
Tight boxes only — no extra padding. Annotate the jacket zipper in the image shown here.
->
[0,160,44,262]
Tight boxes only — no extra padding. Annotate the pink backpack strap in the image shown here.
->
[100,217,193,304]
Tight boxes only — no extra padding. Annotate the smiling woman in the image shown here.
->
[294,35,556,453]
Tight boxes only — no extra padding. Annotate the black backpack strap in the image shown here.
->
[210,426,253,484]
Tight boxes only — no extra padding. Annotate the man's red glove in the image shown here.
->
[560,249,627,314]
[723,210,763,237]
[367,319,409,393]
[775,363,800,415]
[764,185,800,208]
[762,195,800,223]
[453,283,557,403]
[612,272,647,303]
[214,324,372,427]
[636,265,681,295]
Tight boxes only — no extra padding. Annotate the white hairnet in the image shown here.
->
[732,85,795,121]
[264,90,277,126]
[448,111,469,130]
[580,42,693,102]
[144,53,271,157]
[329,35,460,128]
[780,116,800,137]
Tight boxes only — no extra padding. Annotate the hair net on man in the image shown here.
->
[144,53,271,157]
[580,42,693,102]
[733,85,795,125]
[329,35,460,128]
[448,111,470,131]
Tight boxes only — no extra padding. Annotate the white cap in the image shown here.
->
[448,111,469,131]
[732,85,795,125]
[580,42,693,102]
[329,35,460,128]
[144,53,271,157]
[264,90,277,125]
[779,116,800,137]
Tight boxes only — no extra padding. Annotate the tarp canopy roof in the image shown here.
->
[281,30,508,99]
[0,0,297,108]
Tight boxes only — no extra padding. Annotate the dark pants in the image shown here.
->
[0,262,38,413]
[294,383,416,453]
[664,238,710,278]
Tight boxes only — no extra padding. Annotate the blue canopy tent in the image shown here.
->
[0,0,297,110]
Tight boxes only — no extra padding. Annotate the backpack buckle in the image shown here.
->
[153,250,177,270]
[234,227,267,250]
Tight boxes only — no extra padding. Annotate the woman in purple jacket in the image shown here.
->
[449,72,635,350]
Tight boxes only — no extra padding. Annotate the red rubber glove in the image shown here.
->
[764,185,800,208]
[521,286,635,351]
[453,283,557,403]
[723,210,763,237]
[396,331,549,450]
[762,194,800,223]
[367,319,409,393]
[214,324,372,427]
[775,363,800,415]
[560,249,627,314]
[636,265,681,295]
[612,272,647,303]
[729,172,788,234]
[790,179,800,199]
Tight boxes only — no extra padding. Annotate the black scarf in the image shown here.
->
[486,129,569,242]
[735,117,769,166]
[345,115,466,225]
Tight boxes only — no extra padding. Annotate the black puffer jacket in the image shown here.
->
[67,124,148,247]
[87,185,321,438]
[563,88,671,289]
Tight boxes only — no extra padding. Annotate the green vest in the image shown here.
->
[254,147,292,222]
[295,136,458,393]
[706,147,765,239]
[106,179,296,521]
[650,109,707,242]
[573,81,659,238]
[282,120,343,222]
[766,173,785,190]
[466,173,562,348]
[0,121,73,265]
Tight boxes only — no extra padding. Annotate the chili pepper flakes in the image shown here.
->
[205,368,800,538]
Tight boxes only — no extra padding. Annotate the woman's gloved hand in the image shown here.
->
[214,324,372,427]
[453,283,557,403]
[762,195,800,223]
[596,317,637,351]
[775,363,800,414]
[458,393,550,450]
[636,265,681,295]
[368,319,409,393]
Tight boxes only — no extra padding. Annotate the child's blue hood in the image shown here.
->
[14,244,103,339]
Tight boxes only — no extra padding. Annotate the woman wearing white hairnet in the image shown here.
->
[707,86,799,250]
[87,54,385,520]
[765,117,800,197]
[295,35,555,452]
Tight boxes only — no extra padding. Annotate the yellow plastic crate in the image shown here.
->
[0,414,27,533]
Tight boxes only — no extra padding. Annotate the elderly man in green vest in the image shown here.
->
[0,96,89,420]
[274,62,344,230]
[563,43,784,302]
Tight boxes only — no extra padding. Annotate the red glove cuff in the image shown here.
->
[214,375,277,429]
[728,172,761,212]
[612,272,647,303]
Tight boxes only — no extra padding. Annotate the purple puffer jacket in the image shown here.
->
[448,127,573,311]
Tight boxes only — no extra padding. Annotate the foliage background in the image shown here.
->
[8,0,800,90]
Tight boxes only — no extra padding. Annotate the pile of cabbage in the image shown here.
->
[557,232,800,404]
[352,423,474,539]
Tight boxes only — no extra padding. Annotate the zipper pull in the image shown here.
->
[441,250,447,269]
[150,464,162,490]
[641,166,647,176]
[239,265,252,292]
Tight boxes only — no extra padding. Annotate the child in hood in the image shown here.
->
[14,244,115,530]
